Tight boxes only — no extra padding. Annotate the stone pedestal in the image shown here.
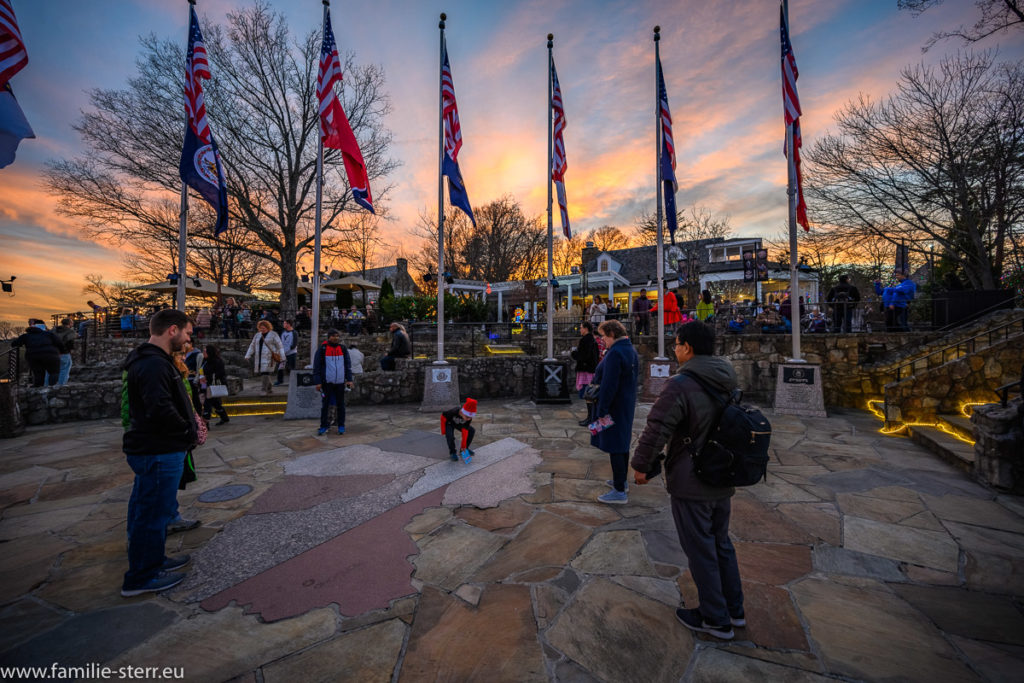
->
[773,362,827,417]
[971,400,1023,493]
[641,358,675,402]
[283,370,321,420]
[533,360,571,404]
[420,364,461,412]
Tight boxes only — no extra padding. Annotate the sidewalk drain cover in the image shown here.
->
[198,484,253,503]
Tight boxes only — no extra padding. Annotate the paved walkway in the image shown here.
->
[0,398,1022,682]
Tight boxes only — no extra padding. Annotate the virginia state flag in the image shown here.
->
[178,7,228,233]
[0,83,33,169]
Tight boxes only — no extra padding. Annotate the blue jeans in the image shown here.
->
[671,496,743,626]
[124,452,185,588]
[57,354,72,385]
[320,383,346,429]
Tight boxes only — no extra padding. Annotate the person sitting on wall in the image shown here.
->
[380,322,411,371]
[727,314,749,334]
[806,309,828,333]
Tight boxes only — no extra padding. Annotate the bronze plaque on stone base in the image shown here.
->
[773,362,827,417]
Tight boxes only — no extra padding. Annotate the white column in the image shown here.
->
[497,291,503,322]
[567,283,573,311]
[607,280,613,306]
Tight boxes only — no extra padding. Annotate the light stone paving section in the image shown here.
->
[401,437,529,502]
[284,444,435,477]
[442,447,543,508]
[843,514,960,572]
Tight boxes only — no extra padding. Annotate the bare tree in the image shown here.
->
[412,196,546,283]
[899,0,1023,50]
[587,225,631,252]
[805,52,1024,290]
[325,212,382,277]
[633,205,731,246]
[44,3,396,318]
[553,231,586,276]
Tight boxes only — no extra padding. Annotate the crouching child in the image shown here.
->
[441,398,477,464]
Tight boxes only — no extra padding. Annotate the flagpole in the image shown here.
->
[545,34,555,361]
[436,13,447,365]
[783,0,802,363]
[311,0,329,365]
[654,26,666,361]
[177,0,196,314]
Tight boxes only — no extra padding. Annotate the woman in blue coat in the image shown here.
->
[590,319,639,504]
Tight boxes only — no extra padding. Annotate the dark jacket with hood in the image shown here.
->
[12,327,64,359]
[571,332,600,373]
[122,343,197,456]
[631,354,738,500]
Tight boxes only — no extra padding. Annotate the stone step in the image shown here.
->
[224,401,287,417]
[907,424,975,473]
[936,414,974,442]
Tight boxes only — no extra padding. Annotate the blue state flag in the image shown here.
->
[179,124,228,234]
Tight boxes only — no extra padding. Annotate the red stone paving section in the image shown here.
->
[246,474,395,515]
[200,487,447,622]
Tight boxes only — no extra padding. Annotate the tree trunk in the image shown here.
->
[279,249,299,320]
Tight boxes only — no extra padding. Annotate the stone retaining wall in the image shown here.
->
[886,335,1024,423]
[348,357,539,406]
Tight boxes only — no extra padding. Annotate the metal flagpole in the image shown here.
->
[436,13,447,365]
[311,0,329,365]
[177,0,196,314]
[784,0,802,363]
[545,34,555,361]
[654,26,666,360]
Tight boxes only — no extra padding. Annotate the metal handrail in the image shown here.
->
[995,379,1023,408]
[893,315,1024,383]
[937,291,1024,332]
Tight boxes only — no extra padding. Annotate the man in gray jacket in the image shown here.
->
[631,320,744,640]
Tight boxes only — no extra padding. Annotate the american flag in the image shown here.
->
[657,56,678,243]
[318,9,374,212]
[781,3,809,230]
[550,60,570,238]
[184,7,212,143]
[0,0,27,88]
[440,41,474,225]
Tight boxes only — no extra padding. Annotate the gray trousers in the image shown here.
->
[670,495,743,625]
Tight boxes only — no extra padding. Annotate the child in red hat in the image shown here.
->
[441,398,477,464]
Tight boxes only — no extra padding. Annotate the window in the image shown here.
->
[599,259,609,272]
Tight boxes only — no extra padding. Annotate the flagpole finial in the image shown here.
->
[439,12,446,29]
[322,0,329,6]
[653,26,660,41]
[188,0,196,5]
[547,33,553,48]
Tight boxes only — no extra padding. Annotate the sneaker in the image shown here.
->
[461,449,473,464]
[675,607,734,640]
[577,418,590,426]
[730,608,746,627]
[605,479,629,492]
[217,417,230,426]
[166,518,200,534]
[121,571,186,597]
[337,426,345,435]
[449,451,458,461]
[161,554,191,572]
[598,489,628,505]
[317,427,329,436]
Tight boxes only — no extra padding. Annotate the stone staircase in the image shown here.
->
[868,309,1024,471]
[220,391,288,417]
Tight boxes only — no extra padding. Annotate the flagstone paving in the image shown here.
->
[0,398,1022,681]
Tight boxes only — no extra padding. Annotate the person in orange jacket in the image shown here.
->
[441,398,477,464]
[650,289,684,330]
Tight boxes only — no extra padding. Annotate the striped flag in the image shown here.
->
[0,0,32,169]
[178,6,228,233]
[781,3,808,231]
[551,59,570,238]
[319,8,373,213]
[0,0,28,87]
[441,42,475,226]
[657,55,678,243]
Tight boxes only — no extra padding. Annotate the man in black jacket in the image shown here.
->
[120,309,198,597]
[12,319,63,387]
[380,322,411,371]
[826,274,861,333]
[631,321,744,640]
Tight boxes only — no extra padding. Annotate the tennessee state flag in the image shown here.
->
[319,9,373,213]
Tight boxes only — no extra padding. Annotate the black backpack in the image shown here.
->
[682,371,772,487]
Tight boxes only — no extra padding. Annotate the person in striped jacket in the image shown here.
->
[313,329,353,436]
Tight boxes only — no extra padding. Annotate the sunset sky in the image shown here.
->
[1,0,1021,325]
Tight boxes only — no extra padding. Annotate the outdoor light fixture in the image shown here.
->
[192,278,202,288]
[423,273,435,283]
[551,279,560,288]
[301,274,310,283]
[1,275,14,294]
[443,271,455,284]
[167,273,179,285]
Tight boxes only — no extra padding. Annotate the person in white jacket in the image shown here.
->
[347,343,365,374]
[245,320,284,395]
